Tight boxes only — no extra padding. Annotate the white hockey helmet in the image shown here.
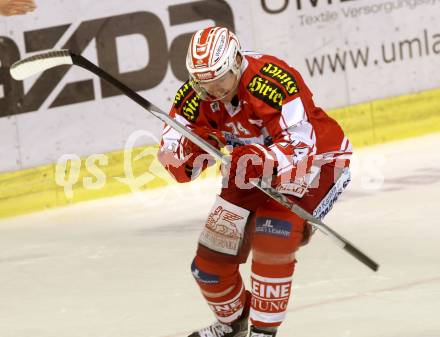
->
[186,26,242,101]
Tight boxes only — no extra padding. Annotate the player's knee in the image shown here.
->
[191,256,241,298]
[191,257,221,285]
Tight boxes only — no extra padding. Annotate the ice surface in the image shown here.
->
[1,134,439,337]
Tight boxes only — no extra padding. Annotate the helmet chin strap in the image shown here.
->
[220,66,242,102]
[192,68,241,102]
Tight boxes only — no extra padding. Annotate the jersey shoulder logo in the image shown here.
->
[181,92,201,122]
[246,75,285,111]
[259,63,299,96]
[173,80,194,108]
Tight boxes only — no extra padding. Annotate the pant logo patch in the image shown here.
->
[255,217,291,238]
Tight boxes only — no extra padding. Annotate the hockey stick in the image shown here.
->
[10,50,379,272]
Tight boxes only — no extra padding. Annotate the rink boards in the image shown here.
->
[1,87,440,219]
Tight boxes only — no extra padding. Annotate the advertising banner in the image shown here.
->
[0,0,439,171]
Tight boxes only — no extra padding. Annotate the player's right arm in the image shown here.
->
[157,81,218,183]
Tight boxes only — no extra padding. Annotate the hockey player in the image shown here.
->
[158,26,352,337]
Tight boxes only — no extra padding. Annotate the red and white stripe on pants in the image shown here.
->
[192,163,348,327]
[192,256,249,324]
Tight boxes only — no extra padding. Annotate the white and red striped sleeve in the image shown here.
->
[266,96,316,175]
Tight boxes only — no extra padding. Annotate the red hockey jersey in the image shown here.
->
[158,52,352,195]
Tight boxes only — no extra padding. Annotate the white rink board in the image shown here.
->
[251,0,440,108]
[1,0,440,171]
[0,134,439,337]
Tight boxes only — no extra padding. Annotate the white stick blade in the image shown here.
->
[10,50,73,80]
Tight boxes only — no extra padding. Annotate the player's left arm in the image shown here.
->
[229,60,315,182]
[250,58,317,178]
[264,93,316,177]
